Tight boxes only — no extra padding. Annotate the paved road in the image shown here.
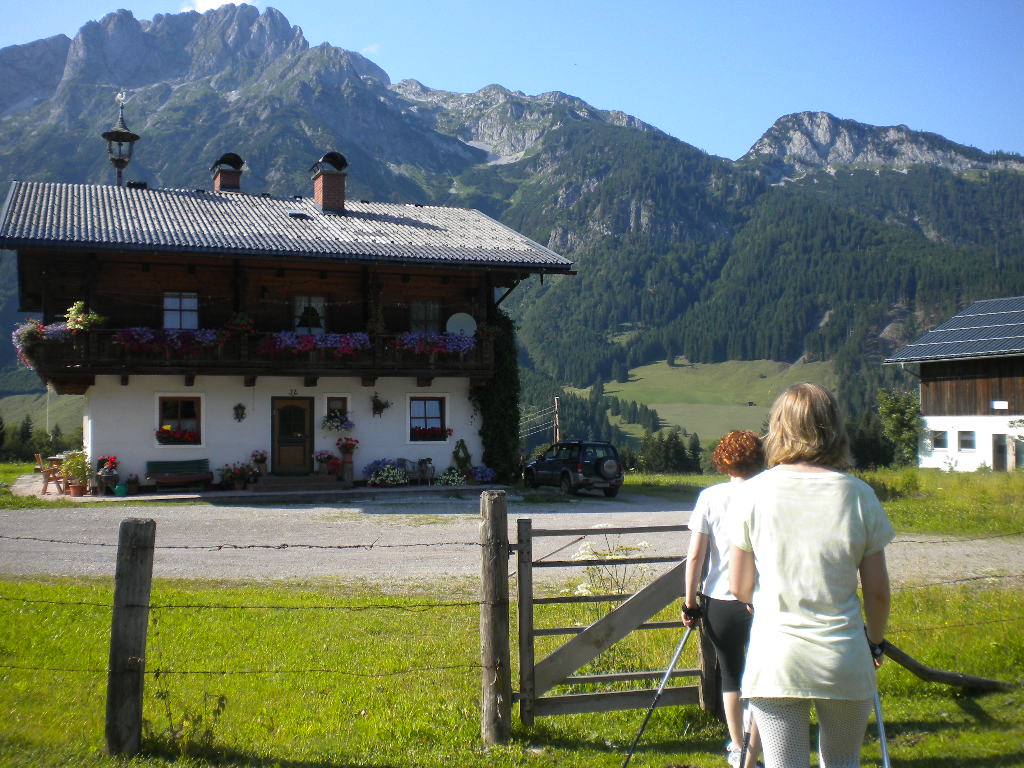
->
[1,488,1022,589]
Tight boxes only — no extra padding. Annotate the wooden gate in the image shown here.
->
[514,518,719,726]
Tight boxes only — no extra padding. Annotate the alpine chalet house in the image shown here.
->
[1,111,572,487]
[884,295,1024,471]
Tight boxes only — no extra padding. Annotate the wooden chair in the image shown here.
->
[35,453,65,495]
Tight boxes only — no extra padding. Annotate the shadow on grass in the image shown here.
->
[143,739,402,767]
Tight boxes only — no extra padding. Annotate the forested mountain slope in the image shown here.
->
[1,5,1022,425]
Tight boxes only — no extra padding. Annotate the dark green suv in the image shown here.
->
[523,440,624,497]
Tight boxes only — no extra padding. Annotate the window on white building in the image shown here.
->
[931,430,948,450]
[163,291,199,330]
[294,296,325,335]
[958,431,976,451]
[156,396,201,444]
[409,396,448,441]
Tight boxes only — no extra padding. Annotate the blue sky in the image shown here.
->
[4,0,1022,160]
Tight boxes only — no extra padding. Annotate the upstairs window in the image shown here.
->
[294,296,325,335]
[931,430,948,450]
[156,396,201,445]
[163,292,198,330]
[411,301,441,333]
[409,396,449,441]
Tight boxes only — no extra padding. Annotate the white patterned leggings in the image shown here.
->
[749,697,873,768]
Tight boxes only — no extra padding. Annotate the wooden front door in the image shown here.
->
[272,397,313,475]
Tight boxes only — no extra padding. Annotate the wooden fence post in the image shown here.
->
[516,517,535,727]
[480,490,512,746]
[105,518,156,756]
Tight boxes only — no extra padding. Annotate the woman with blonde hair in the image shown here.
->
[730,382,893,768]
[683,429,764,768]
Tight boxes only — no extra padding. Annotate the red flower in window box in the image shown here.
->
[410,426,453,441]
[155,425,200,445]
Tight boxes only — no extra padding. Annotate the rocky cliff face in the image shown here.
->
[390,79,655,162]
[743,111,1024,179]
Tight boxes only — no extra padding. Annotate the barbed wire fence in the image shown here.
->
[0,516,1021,753]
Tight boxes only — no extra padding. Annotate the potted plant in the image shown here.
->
[61,450,91,497]
[251,449,268,474]
[313,449,334,474]
[320,408,354,431]
[218,462,254,490]
[125,473,140,495]
[96,455,120,495]
[370,392,391,417]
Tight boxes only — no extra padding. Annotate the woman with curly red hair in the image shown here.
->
[683,429,764,768]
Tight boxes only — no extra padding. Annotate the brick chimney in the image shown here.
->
[213,167,242,192]
[210,152,245,192]
[313,169,346,213]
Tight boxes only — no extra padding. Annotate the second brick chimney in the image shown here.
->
[313,169,346,213]
[310,151,349,214]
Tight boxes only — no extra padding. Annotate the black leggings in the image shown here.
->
[703,597,752,692]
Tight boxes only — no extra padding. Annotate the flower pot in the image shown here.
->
[254,460,267,475]
[340,461,354,489]
[318,461,330,475]
[232,479,246,490]
[68,484,86,497]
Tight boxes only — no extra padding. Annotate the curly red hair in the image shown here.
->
[712,430,765,479]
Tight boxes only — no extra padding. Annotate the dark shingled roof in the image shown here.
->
[884,295,1024,363]
[0,180,573,272]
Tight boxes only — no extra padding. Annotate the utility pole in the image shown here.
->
[553,396,561,443]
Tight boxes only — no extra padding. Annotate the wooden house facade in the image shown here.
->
[0,160,573,484]
[884,296,1024,471]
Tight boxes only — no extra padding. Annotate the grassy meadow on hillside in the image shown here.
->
[601,358,838,441]
[0,390,83,442]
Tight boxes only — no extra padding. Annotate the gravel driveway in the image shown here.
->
[2,486,1022,590]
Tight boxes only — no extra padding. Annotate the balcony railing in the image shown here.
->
[22,329,496,381]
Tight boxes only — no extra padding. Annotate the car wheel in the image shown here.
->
[602,486,619,498]
[597,458,619,480]
[524,470,539,489]
[559,474,576,496]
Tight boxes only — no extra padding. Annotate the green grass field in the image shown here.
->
[0,577,1020,767]
[600,358,838,440]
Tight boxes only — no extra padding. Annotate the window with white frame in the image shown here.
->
[294,296,325,335]
[156,396,201,444]
[163,291,199,330]
[409,396,449,441]
[931,430,948,450]
[958,431,976,451]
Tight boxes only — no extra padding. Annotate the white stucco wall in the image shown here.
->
[919,414,1024,472]
[84,375,484,483]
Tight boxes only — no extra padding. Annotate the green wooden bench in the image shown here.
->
[145,459,214,489]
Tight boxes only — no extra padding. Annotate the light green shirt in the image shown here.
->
[733,466,894,700]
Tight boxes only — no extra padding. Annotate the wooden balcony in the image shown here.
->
[25,330,495,393]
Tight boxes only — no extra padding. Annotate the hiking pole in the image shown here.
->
[738,700,752,768]
[621,626,693,768]
[873,688,892,768]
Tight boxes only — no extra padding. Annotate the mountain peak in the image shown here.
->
[743,110,1024,177]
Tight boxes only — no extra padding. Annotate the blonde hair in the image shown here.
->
[764,382,852,468]
[712,430,764,479]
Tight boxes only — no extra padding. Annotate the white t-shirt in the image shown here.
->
[688,478,746,601]
[732,465,895,701]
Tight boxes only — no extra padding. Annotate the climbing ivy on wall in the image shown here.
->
[470,308,519,483]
